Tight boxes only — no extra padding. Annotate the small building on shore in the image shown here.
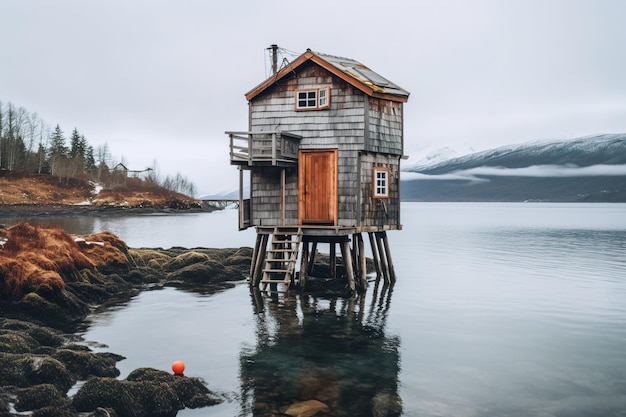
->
[226,46,409,291]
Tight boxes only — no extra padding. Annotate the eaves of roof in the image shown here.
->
[245,50,409,103]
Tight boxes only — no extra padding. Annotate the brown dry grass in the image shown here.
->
[0,172,93,205]
[79,232,128,268]
[0,172,197,207]
[0,222,129,299]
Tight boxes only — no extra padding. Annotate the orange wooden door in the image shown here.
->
[298,149,337,225]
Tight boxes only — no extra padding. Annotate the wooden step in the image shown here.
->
[263,268,291,274]
[260,279,290,284]
[259,228,302,292]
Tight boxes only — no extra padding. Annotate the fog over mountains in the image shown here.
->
[401,134,626,202]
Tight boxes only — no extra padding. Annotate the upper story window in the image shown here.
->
[295,87,330,110]
[373,167,390,198]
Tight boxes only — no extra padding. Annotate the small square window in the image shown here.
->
[373,167,390,198]
[295,87,330,110]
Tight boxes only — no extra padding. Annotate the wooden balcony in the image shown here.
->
[226,131,302,167]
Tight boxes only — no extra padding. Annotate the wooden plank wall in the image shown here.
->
[248,64,403,228]
[367,98,404,155]
[250,169,282,226]
[359,153,401,228]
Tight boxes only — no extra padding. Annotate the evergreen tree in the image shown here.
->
[37,142,48,173]
[69,127,83,159]
[48,124,67,175]
[84,145,96,174]
[48,125,67,158]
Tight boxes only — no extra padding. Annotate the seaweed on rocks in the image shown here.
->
[0,222,245,416]
[72,368,223,417]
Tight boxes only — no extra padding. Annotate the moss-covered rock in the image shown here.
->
[127,249,172,269]
[0,397,9,417]
[0,330,39,353]
[166,260,227,284]
[0,224,249,416]
[0,290,89,330]
[0,353,74,391]
[13,384,69,412]
[72,368,222,417]
[126,368,222,408]
[52,349,121,379]
[166,251,211,271]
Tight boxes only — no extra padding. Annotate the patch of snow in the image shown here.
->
[90,181,103,195]
[74,237,105,246]
[403,143,479,170]
[73,200,92,206]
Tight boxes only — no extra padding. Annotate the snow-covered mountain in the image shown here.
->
[402,134,626,202]
[402,143,479,170]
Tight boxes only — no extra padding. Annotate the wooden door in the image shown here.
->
[298,149,338,225]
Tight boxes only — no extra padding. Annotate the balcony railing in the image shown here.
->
[226,131,301,166]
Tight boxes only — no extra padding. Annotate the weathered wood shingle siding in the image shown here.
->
[250,169,281,226]
[366,98,404,155]
[247,62,403,229]
[284,167,299,224]
[359,153,401,228]
[337,149,360,227]
[249,66,367,151]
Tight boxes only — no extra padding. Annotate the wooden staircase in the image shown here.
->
[260,227,302,292]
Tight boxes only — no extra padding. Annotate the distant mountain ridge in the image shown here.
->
[401,134,626,202]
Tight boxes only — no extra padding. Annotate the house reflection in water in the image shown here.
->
[239,283,401,416]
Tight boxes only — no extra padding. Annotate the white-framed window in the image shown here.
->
[295,87,330,110]
[373,167,390,198]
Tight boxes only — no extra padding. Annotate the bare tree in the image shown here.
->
[3,104,28,170]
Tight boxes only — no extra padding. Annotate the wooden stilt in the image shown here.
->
[340,240,355,291]
[251,234,269,287]
[330,243,336,278]
[299,240,309,290]
[351,233,360,278]
[381,231,396,283]
[357,234,367,289]
[308,242,317,274]
[375,232,391,284]
[368,232,383,279]
[250,234,263,279]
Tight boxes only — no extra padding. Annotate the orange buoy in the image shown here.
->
[172,360,185,375]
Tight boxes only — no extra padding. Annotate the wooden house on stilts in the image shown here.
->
[226,46,409,292]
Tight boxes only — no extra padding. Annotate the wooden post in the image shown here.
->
[330,242,336,279]
[251,233,269,287]
[357,233,367,289]
[381,231,396,283]
[340,240,356,291]
[368,232,383,279]
[250,233,263,278]
[351,234,358,274]
[238,167,245,230]
[280,169,286,226]
[375,232,391,284]
[308,241,317,274]
[299,240,309,290]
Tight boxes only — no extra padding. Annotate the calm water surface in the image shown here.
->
[4,203,626,416]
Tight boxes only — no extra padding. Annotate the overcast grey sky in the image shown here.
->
[2,0,625,195]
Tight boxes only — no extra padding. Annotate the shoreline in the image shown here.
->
[0,203,218,219]
[0,222,249,416]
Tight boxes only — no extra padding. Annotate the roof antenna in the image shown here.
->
[268,44,279,75]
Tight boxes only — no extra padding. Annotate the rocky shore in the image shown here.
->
[0,201,217,219]
[0,221,252,416]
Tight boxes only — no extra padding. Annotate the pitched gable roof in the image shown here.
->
[245,49,410,103]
